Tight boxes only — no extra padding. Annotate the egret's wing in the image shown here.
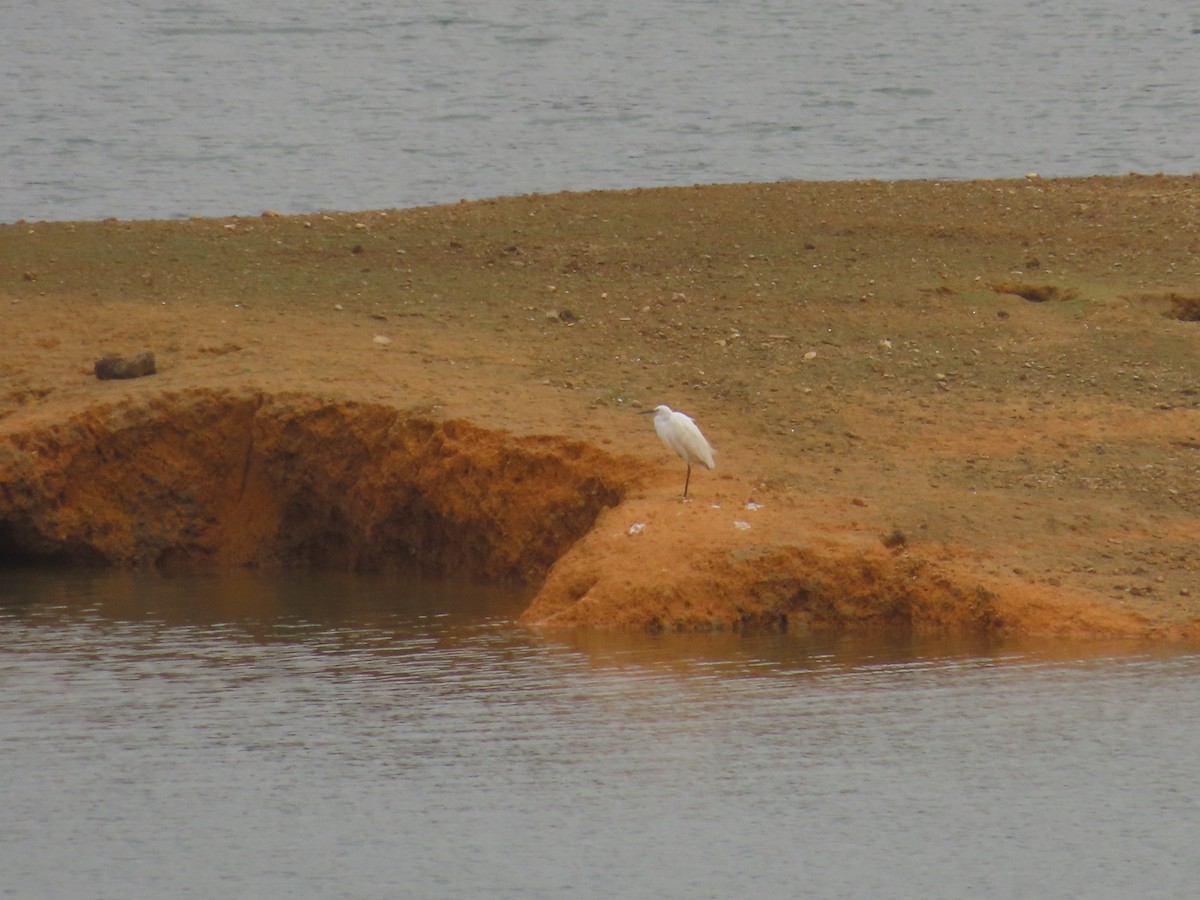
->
[672,412,716,469]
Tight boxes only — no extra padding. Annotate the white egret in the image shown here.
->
[641,404,715,499]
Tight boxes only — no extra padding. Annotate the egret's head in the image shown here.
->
[639,404,672,416]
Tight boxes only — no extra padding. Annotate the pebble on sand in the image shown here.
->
[94,351,156,380]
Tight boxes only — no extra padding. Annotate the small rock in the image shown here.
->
[880,529,907,550]
[95,351,156,380]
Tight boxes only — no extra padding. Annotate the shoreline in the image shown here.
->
[2,175,1199,639]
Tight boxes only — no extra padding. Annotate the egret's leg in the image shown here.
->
[683,463,692,499]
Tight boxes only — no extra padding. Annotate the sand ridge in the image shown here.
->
[2,175,1198,638]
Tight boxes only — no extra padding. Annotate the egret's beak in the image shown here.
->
[638,409,655,415]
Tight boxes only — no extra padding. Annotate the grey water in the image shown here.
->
[2,0,1198,223]
[2,568,1199,899]
[5,3,1200,894]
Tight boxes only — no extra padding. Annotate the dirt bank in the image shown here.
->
[2,175,1199,638]
[0,389,630,580]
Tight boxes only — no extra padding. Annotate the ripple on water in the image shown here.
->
[2,568,1199,899]
[3,0,1198,221]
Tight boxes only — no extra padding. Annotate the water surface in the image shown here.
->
[3,568,1198,898]
[3,0,1197,222]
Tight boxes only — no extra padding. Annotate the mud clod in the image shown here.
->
[95,351,157,380]
[991,282,1079,303]
[1163,293,1200,322]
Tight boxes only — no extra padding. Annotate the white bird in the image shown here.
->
[641,404,716,499]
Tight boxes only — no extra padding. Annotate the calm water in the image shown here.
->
[4,9,1200,889]
[2,568,1198,899]
[2,0,1198,223]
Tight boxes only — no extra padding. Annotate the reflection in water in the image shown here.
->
[2,568,1198,899]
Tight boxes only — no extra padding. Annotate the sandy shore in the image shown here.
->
[2,175,1198,639]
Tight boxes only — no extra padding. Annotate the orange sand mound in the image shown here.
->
[3,176,1199,639]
